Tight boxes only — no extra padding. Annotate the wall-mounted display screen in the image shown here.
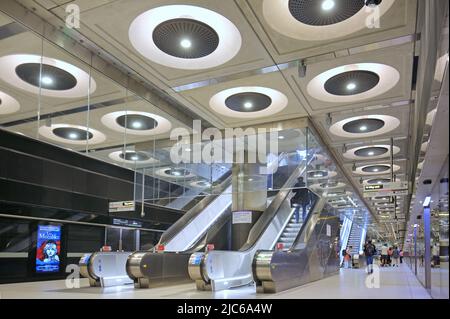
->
[35,225,61,273]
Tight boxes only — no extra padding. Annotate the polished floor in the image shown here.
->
[0,264,431,299]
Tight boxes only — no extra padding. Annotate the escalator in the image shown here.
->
[79,174,233,288]
[125,153,291,288]
[187,161,311,291]
[252,196,341,293]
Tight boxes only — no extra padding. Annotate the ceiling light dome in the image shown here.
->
[0,54,96,98]
[288,0,364,26]
[190,180,212,188]
[108,150,158,164]
[101,111,171,136]
[329,115,400,138]
[152,18,219,59]
[354,164,400,175]
[0,91,20,115]
[156,167,195,179]
[344,144,399,160]
[307,63,399,103]
[129,5,242,69]
[366,178,391,184]
[209,86,288,118]
[262,0,394,41]
[38,124,105,145]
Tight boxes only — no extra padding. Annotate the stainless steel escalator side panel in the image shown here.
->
[254,201,341,293]
[82,251,134,287]
[159,175,232,249]
[195,161,309,291]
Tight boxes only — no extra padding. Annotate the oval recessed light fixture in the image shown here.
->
[343,144,400,160]
[209,86,288,118]
[190,180,212,188]
[108,150,158,164]
[39,124,105,145]
[307,170,337,180]
[0,54,96,98]
[156,167,195,179]
[307,63,400,103]
[354,164,400,175]
[262,0,394,41]
[129,5,241,70]
[329,114,400,138]
[0,91,20,115]
[101,111,171,136]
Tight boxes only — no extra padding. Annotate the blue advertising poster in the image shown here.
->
[35,225,61,273]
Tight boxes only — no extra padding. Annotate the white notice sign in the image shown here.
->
[326,224,331,237]
[232,211,252,224]
[109,201,135,212]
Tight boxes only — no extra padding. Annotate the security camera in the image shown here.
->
[365,0,382,7]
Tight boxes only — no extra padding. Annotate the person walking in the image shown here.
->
[392,246,400,267]
[432,243,440,268]
[387,247,393,266]
[344,246,352,269]
[381,244,389,267]
[399,249,404,264]
[363,240,376,274]
[290,176,310,223]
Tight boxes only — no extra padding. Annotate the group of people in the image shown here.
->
[379,244,403,267]
[341,240,405,274]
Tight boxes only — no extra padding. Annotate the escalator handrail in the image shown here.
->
[239,158,310,251]
[158,171,232,246]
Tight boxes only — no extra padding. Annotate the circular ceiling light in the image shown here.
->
[0,91,20,115]
[155,167,196,179]
[344,144,400,160]
[152,18,219,59]
[209,87,288,118]
[0,54,96,98]
[365,178,393,184]
[354,164,400,175]
[101,111,171,136]
[190,180,211,188]
[307,169,337,180]
[329,115,400,138]
[39,124,105,145]
[324,71,380,96]
[307,63,400,103]
[108,150,158,164]
[324,191,352,198]
[128,5,242,70]
[262,0,394,41]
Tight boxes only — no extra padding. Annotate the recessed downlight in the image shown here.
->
[39,124,105,145]
[156,167,195,179]
[101,111,171,136]
[210,87,288,118]
[354,164,400,175]
[15,63,77,90]
[329,115,400,138]
[365,178,391,184]
[263,0,394,41]
[129,5,241,69]
[152,18,219,59]
[307,63,400,103]
[344,144,399,160]
[109,150,157,164]
[0,54,96,98]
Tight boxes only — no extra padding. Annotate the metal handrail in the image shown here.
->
[158,171,232,246]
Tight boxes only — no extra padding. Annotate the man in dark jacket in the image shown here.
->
[290,176,310,223]
[364,240,377,274]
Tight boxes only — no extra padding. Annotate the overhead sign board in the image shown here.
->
[232,211,252,224]
[363,182,409,198]
[109,201,135,212]
[112,218,142,228]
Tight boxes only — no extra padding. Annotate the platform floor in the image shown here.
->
[0,264,431,299]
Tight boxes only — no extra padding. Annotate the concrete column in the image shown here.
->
[230,160,267,250]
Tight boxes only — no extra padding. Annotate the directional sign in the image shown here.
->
[363,182,409,198]
[109,201,135,212]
